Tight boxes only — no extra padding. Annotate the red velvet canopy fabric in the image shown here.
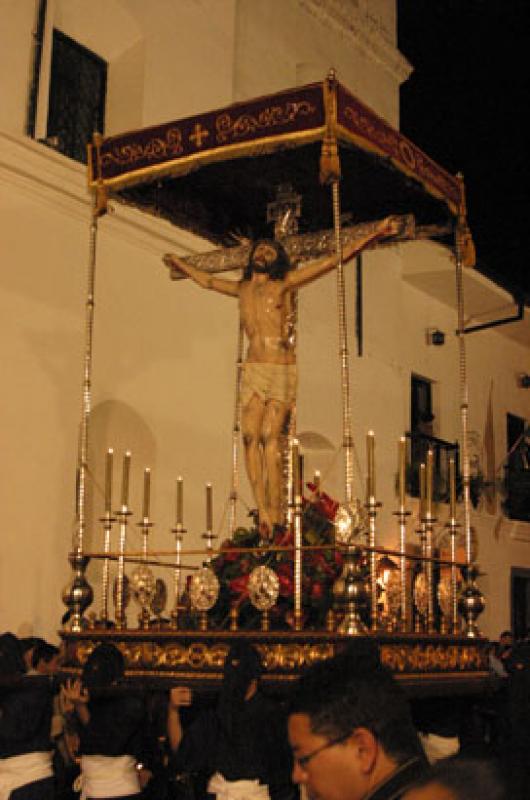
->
[88,75,465,244]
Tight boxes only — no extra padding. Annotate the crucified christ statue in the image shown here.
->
[163,216,399,535]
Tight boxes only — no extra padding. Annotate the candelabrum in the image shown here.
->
[114,504,131,630]
[365,494,381,632]
[170,523,186,629]
[98,509,116,626]
[332,545,369,635]
[62,551,94,632]
[333,500,369,635]
[444,516,461,634]
[458,564,486,638]
[393,436,411,631]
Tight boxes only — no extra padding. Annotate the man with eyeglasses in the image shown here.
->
[287,643,428,800]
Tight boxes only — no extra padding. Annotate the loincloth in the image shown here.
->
[241,362,297,407]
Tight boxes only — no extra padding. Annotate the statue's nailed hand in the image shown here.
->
[163,253,187,278]
[378,215,415,240]
[163,253,178,269]
[379,215,402,238]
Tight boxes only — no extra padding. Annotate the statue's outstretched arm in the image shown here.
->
[284,216,401,291]
[163,253,239,297]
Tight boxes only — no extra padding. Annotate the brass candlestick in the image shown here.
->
[458,565,486,638]
[333,500,368,634]
[62,552,93,633]
[170,523,186,630]
[98,510,116,626]
[393,436,411,631]
[98,447,115,626]
[365,495,381,632]
[423,450,436,633]
[333,545,368,635]
[114,506,131,630]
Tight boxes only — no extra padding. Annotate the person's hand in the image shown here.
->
[169,686,192,709]
[62,678,89,709]
[137,767,153,789]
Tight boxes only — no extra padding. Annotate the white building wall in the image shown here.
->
[0,0,527,641]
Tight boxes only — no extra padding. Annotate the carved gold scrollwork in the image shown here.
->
[380,643,484,673]
[344,107,397,153]
[101,129,184,168]
[216,101,317,144]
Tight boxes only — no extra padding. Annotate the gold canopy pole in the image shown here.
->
[321,70,353,503]
[455,176,485,637]
[63,133,108,631]
[229,321,245,536]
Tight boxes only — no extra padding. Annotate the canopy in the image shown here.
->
[87,74,465,246]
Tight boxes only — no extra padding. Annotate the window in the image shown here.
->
[46,30,107,164]
[411,375,433,435]
[407,375,458,502]
[504,413,530,522]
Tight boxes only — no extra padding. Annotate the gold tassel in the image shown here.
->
[456,173,476,268]
[319,70,341,185]
[94,180,108,218]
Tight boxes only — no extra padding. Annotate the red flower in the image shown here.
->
[310,582,324,602]
[229,574,250,598]
[316,492,339,520]
[220,539,239,562]
[276,564,294,597]
[274,527,293,547]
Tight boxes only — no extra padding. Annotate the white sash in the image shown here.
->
[0,751,53,800]
[80,754,140,799]
[207,771,270,800]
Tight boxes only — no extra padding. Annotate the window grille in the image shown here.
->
[47,29,107,164]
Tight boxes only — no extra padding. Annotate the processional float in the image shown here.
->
[61,71,487,692]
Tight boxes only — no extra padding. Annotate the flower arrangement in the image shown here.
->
[208,485,345,630]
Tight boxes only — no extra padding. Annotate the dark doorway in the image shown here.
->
[511,567,530,640]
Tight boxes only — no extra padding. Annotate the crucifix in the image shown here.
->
[164,186,414,535]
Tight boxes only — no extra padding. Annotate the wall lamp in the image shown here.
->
[426,328,445,346]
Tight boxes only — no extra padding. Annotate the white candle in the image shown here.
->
[206,483,213,531]
[449,457,456,519]
[419,462,426,519]
[142,468,151,519]
[176,476,183,525]
[367,431,375,500]
[292,439,300,502]
[398,437,406,507]
[426,449,433,516]
[104,448,113,513]
[120,451,131,508]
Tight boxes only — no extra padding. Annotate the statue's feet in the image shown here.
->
[258,510,273,541]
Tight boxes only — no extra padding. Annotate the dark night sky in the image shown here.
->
[397,0,530,299]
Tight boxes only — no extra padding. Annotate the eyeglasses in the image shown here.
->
[293,734,349,770]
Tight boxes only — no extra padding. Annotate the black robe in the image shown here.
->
[172,692,294,800]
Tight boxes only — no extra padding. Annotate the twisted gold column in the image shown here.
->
[64,192,100,631]
[331,181,354,503]
[455,180,485,637]
[229,322,245,535]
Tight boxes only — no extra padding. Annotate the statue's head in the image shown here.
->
[243,238,291,281]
